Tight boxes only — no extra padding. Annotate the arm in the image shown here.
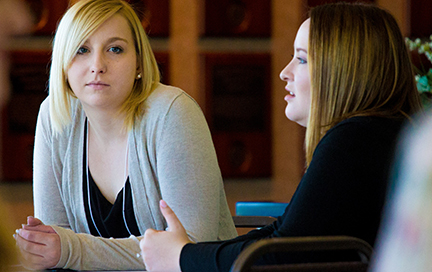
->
[33,101,69,227]
[16,101,66,270]
[53,227,144,270]
[155,92,234,241]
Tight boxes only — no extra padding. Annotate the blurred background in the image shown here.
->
[0,0,430,230]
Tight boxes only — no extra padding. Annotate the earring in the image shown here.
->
[136,73,142,79]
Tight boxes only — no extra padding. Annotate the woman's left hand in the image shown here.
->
[140,200,193,272]
[14,216,61,270]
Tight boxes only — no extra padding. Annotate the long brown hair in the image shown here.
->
[305,2,422,166]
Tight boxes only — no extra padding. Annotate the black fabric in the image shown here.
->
[180,116,405,272]
[82,120,141,238]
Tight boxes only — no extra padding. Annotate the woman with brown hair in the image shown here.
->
[140,2,423,272]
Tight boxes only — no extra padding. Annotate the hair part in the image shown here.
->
[49,0,160,133]
[305,2,422,166]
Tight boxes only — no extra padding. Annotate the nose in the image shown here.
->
[279,60,293,82]
[90,52,107,74]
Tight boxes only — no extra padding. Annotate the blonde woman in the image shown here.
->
[13,0,236,270]
[140,3,423,272]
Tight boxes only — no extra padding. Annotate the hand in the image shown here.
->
[14,216,61,270]
[140,200,193,272]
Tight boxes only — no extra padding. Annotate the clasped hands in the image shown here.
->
[13,216,61,270]
[14,200,192,271]
[140,200,193,272]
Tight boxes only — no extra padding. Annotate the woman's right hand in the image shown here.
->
[141,200,192,272]
[14,216,61,270]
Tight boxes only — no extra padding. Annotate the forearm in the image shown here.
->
[180,238,257,272]
[179,221,280,272]
[53,226,145,270]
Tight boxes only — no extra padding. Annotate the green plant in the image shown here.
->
[406,36,432,108]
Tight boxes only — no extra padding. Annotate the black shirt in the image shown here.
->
[82,121,141,238]
[180,116,405,272]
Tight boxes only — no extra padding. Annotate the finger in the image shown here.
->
[16,242,49,271]
[18,249,45,269]
[143,228,157,237]
[27,216,44,227]
[14,232,45,256]
[22,224,55,233]
[17,229,51,245]
[159,200,185,233]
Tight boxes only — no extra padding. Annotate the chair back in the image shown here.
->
[230,236,373,272]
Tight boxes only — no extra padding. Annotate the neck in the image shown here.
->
[85,108,128,144]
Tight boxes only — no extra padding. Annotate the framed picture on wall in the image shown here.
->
[203,53,272,178]
[24,0,69,36]
[204,0,271,37]
[2,51,51,180]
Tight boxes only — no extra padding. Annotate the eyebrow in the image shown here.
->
[106,37,129,44]
[296,48,307,54]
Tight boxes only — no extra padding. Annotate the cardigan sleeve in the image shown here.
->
[53,226,145,270]
[180,117,401,272]
[154,92,236,242]
[33,99,70,229]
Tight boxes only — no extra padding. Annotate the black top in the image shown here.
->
[180,116,405,272]
[82,121,141,238]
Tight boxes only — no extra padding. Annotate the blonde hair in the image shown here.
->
[305,2,422,166]
[49,0,160,133]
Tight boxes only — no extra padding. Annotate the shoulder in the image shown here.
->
[145,83,200,111]
[135,84,203,128]
[37,97,85,142]
[322,116,404,147]
[35,99,53,141]
[38,98,50,123]
[313,116,405,166]
[38,97,83,124]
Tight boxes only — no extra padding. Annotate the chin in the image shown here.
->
[285,109,297,123]
[285,114,307,127]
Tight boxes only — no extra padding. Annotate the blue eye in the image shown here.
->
[109,47,123,54]
[297,57,307,64]
[77,47,88,55]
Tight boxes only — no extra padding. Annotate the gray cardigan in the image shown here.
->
[33,84,237,270]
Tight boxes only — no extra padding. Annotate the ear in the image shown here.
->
[136,64,142,79]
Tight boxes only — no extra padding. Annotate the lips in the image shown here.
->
[86,81,110,90]
[87,81,109,86]
[284,89,295,101]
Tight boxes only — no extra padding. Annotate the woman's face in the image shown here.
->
[67,13,139,113]
[279,18,311,127]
